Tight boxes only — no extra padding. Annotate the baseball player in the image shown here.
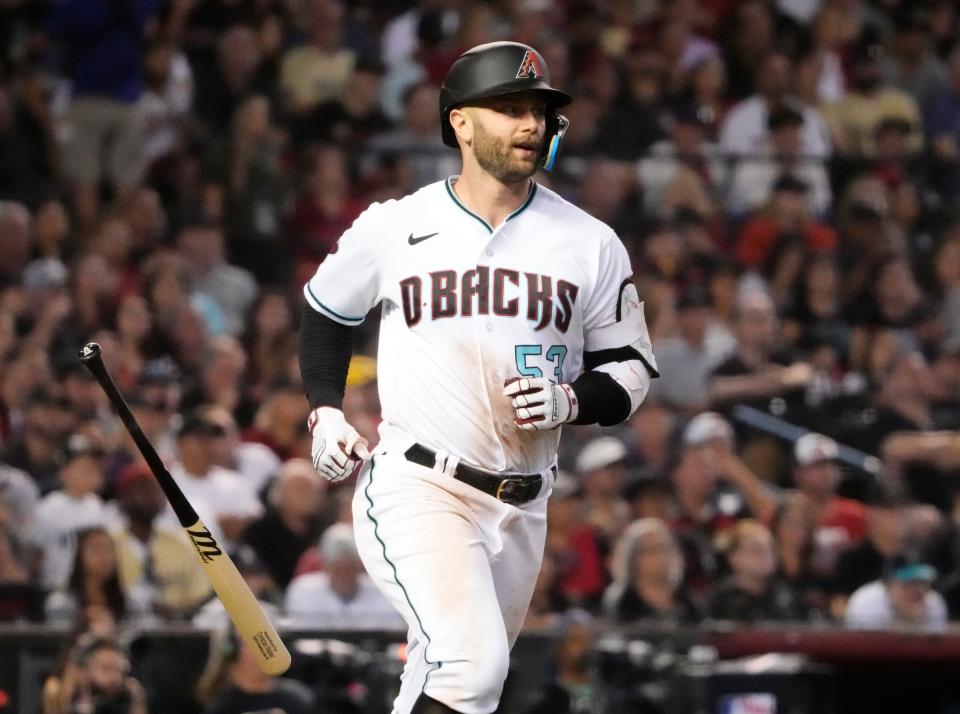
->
[299,41,658,714]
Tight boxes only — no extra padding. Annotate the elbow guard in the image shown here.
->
[593,358,651,419]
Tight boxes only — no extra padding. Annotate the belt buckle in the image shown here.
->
[495,477,528,505]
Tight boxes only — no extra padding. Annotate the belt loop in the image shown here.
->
[431,449,459,479]
[441,454,459,478]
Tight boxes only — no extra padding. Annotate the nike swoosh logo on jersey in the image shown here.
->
[408,232,438,245]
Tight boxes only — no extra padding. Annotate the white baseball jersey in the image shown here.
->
[304,177,650,473]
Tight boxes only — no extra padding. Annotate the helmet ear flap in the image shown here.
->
[541,113,569,172]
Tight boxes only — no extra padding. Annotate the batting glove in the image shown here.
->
[503,377,579,431]
[307,407,371,482]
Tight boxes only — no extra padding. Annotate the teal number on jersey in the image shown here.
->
[515,344,567,382]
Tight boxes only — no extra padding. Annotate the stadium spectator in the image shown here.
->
[825,40,924,157]
[574,436,633,547]
[521,610,606,714]
[0,520,38,621]
[651,285,728,413]
[283,523,402,630]
[28,434,108,590]
[196,624,315,714]
[637,103,726,217]
[242,381,312,463]
[42,633,148,714]
[48,0,162,234]
[367,81,459,192]
[176,220,257,338]
[287,144,364,284]
[879,9,947,109]
[709,287,813,420]
[845,553,947,629]
[198,405,280,496]
[244,458,331,589]
[708,519,804,622]
[831,484,911,614]
[192,545,280,630]
[772,492,826,617]
[669,412,750,593]
[163,412,262,550]
[109,463,211,620]
[603,518,701,625]
[726,101,832,217]
[790,433,867,577]
[718,50,831,160]
[45,525,148,627]
[545,472,607,610]
[279,0,355,117]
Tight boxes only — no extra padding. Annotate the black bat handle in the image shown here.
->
[78,343,199,526]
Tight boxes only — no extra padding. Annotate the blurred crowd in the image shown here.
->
[4,0,960,711]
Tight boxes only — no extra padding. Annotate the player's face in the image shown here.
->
[466,95,547,183]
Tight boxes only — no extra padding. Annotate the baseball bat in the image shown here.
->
[731,404,882,475]
[78,342,291,675]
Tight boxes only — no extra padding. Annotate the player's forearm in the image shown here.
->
[569,357,652,426]
[298,305,354,409]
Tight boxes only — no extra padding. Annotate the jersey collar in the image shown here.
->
[444,176,537,234]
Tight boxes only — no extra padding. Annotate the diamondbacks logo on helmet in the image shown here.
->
[515,51,545,80]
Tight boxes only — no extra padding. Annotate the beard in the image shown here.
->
[472,120,541,183]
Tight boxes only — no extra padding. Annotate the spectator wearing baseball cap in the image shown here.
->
[668,412,752,594]
[574,436,632,547]
[824,39,924,157]
[651,285,723,414]
[830,482,912,618]
[637,101,726,216]
[26,433,108,590]
[845,552,947,629]
[159,412,262,552]
[790,433,867,579]
[727,100,833,217]
[110,463,212,619]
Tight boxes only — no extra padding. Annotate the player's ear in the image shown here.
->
[449,107,473,146]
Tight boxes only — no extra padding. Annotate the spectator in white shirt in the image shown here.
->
[28,434,108,590]
[162,413,263,551]
[284,523,404,630]
[719,50,831,160]
[727,101,832,217]
[637,103,726,216]
[845,553,948,630]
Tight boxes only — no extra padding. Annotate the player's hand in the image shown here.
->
[503,377,579,431]
[307,407,371,482]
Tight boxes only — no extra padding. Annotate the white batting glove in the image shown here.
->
[503,377,579,431]
[307,407,371,482]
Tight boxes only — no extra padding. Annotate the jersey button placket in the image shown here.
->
[475,235,507,468]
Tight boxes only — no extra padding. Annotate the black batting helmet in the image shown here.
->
[439,41,572,171]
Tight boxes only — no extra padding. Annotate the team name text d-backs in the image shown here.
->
[399,267,579,332]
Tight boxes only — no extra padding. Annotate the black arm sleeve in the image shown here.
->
[298,305,354,409]
[568,371,632,427]
[568,345,654,426]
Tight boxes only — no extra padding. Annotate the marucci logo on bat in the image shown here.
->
[187,527,223,562]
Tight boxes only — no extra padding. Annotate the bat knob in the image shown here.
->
[79,343,101,362]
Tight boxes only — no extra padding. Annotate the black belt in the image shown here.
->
[404,443,546,505]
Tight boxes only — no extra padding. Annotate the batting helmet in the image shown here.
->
[439,41,572,171]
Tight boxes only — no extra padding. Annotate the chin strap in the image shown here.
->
[541,113,569,172]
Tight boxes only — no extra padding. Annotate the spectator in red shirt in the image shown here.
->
[545,473,607,611]
[735,175,838,295]
[791,433,868,582]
